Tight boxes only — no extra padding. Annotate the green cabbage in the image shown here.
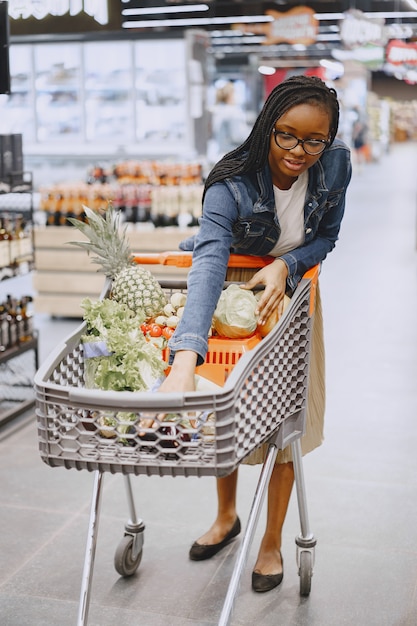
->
[212,284,258,338]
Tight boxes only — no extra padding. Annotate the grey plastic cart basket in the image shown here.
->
[34,263,318,626]
[35,276,312,478]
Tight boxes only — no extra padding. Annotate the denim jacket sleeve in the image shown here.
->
[280,140,352,292]
[167,182,237,365]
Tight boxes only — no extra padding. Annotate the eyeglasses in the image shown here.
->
[272,130,328,155]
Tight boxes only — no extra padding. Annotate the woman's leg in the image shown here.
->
[253,461,294,574]
[193,469,239,544]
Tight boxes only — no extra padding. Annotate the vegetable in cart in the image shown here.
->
[68,204,167,319]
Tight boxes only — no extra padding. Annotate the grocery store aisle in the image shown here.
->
[1,142,417,626]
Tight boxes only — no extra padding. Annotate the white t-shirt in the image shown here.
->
[269,170,308,257]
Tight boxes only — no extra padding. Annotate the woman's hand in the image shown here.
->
[139,351,198,431]
[240,258,288,325]
[159,350,198,393]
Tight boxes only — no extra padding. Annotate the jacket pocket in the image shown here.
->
[231,217,280,255]
[324,190,343,211]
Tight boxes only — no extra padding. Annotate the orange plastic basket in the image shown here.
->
[162,332,262,387]
[137,253,319,385]
[196,333,262,386]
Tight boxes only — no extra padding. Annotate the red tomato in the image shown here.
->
[149,324,163,337]
[162,326,175,339]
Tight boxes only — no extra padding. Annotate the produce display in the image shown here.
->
[39,159,204,227]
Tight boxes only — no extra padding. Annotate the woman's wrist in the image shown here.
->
[161,350,198,393]
[170,351,198,385]
[273,257,289,278]
[171,350,198,370]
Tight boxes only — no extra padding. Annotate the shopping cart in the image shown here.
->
[34,252,319,626]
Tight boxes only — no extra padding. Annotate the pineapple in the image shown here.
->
[68,205,167,319]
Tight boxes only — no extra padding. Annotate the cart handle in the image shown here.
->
[133,252,275,269]
[134,252,319,314]
[303,264,319,316]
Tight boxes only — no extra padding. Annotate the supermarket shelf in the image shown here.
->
[33,226,195,317]
[0,335,38,427]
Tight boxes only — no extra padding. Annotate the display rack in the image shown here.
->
[4,36,209,157]
[0,172,34,281]
[0,172,37,425]
[0,334,38,427]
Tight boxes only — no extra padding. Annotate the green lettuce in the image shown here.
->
[81,298,165,392]
[81,298,146,336]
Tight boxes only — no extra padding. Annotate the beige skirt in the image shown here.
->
[225,267,326,465]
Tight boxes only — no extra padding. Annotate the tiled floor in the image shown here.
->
[1,142,417,626]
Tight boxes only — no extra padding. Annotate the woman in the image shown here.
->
[159,75,352,592]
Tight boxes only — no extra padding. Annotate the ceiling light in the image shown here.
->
[122,15,273,29]
[258,65,276,75]
[316,11,417,20]
[314,13,345,20]
[210,36,265,44]
[122,5,209,16]
[362,11,417,18]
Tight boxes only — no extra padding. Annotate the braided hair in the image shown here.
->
[204,75,340,195]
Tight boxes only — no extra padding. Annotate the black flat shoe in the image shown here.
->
[189,517,241,561]
[252,553,284,593]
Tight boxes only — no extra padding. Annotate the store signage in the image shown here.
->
[340,9,387,48]
[386,23,413,41]
[386,40,417,66]
[240,6,318,46]
[332,45,385,69]
[8,0,108,25]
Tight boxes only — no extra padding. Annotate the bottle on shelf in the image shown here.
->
[5,295,17,349]
[0,302,7,352]
[0,294,34,351]
[0,217,11,268]
[38,159,204,227]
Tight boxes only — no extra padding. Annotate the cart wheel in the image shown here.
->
[114,534,143,577]
[299,550,313,597]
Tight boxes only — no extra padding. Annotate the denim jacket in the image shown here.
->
[169,138,351,365]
